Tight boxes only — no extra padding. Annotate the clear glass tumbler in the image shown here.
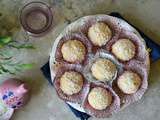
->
[19,2,53,37]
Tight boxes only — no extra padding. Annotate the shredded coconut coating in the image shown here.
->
[91,58,117,81]
[112,39,136,61]
[60,71,84,95]
[88,87,112,110]
[61,40,86,63]
[88,22,112,46]
[117,71,141,94]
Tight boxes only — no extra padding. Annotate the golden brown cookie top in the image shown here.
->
[91,58,117,81]
[88,87,112,110]
[61,40,86,63]
[88,22,112,46]
[60,71,84,95]
[112,39,136,61]
[117,71,141,94]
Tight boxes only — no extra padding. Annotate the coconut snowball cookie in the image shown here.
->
[60,71,84,95]
[88,22,112,46]
[112,39,136,61]
[61,40,86,63]
[88,87,112,110]
[117,71,141,94]
[91,58,117,81]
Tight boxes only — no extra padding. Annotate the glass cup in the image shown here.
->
[19,1,53,37]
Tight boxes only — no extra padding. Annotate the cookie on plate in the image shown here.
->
[117,71,141,94]
[60,71,84,95]
[88,22,112,46]
[88,87,112,110]
[91,58,117,81]
[61,40,86,63]
[112,39,136,61]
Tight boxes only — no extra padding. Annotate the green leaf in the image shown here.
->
[0,36,12,48]
[0,65,15,74]
[18,44,35,49]
[9,43,35,49]
[0,49,13,58]
[0,36,12,44]
[0,69,5,74]
[0,36,35,75]
[0,61,34,75]
[17,63,34,70]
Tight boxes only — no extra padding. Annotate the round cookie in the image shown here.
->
[88,22,112,46]
[91,58,117,81]
[60,71,84,95]
[117,71,141,94]
[61,40,86,63]
[88,87,112,110]
[112,39,136,61]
